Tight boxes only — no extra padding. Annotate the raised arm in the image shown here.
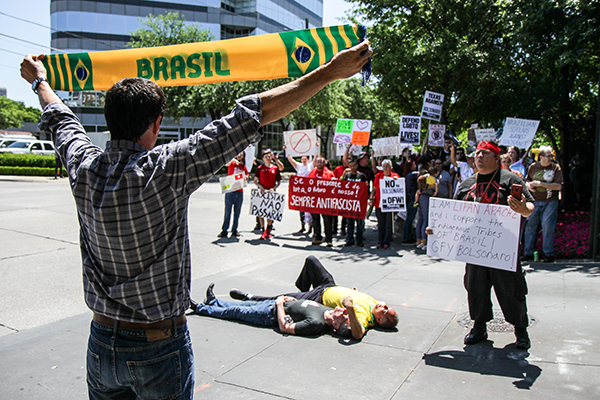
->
[342,296,365,340]
[259,42,372,126]
[20,54,61,108]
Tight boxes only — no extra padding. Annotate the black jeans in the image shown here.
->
[464,263,529,328]
[249,256,336,302]
[311,213,334,242]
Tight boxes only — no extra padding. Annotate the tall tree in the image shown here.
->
[0,97,41,130]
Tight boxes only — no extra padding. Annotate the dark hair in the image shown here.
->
[104,78,166,141]
[334,321,352,338]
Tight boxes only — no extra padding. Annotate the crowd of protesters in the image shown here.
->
[216,136,568,261]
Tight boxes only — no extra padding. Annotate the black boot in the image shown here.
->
[515,327,531,349]
[230,288,252,301]
[464,321,488,345]
[203,283,216,304]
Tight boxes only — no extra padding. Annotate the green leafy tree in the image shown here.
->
[129,12,290,123]
[0,97,42,129]
[350,0,599,205]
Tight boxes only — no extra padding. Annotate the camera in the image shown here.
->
[447,129,462,147]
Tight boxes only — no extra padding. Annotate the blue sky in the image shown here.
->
[0,0,354,110]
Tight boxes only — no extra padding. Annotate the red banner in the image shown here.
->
[288,176,368,219]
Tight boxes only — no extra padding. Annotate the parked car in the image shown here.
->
[0,140,56,156]
[0,139,18,148]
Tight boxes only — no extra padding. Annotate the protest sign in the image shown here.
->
[336,144,364,157]
[220,173,247,194]
[426,198,521,272]
[498,117,540,148]
[474,128,496,143]
[288,176,368,219]
[428,124,446,147]
[250,189,285,221]
[283,129,318,157]
[421,90,445,121]
[334,119,372,146]
[399,116,422,145]
[380,177,406,212]
[372,136,401,157]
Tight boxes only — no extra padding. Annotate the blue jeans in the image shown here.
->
[416,194,430,240]
[87,321,194,400]
[346,217,364,244]
[375,207,393,246]
[524,200,559,256]
[403,197,417,242]
[196,298,277,327]
[222,190,243,232]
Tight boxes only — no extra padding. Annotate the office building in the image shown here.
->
[50,0,323,146]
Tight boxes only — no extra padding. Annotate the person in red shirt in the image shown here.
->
[254,149,282,239]
[308,156,336,246]
[369,159,400,249]
[218,152,249,238]
[332,162,349,236]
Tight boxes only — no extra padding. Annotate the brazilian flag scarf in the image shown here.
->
[42,25,369,91]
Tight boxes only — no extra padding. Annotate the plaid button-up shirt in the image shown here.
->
[40,95,262,322]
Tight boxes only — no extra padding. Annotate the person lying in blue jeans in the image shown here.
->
[191,283,351,337]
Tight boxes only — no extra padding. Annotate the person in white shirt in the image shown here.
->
[287,153,314,233]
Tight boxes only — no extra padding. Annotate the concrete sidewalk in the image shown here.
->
[0,179,599,399]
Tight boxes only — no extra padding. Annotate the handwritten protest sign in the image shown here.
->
[284,129,318,157]
[334,119,372,146]
[498,118,540,149]
[220,173,246,194]
[288,176,368,219]
[250,189,285,221]
[380,177,406,212]
[399,116,422,145]
[336,144,364,157]
[428,124,446,147]
[421,90,445,121]
[474,128,496,143]
[372,136,401,157]
[426,198,521,272]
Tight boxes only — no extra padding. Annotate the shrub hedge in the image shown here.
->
[0,154,65,176]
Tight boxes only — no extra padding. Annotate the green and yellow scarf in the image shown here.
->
[42,25,366,91]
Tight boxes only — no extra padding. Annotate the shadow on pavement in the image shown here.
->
[423,342,542,390]
[524,262,600,276]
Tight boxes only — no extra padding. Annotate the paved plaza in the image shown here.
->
[0,176,599,399]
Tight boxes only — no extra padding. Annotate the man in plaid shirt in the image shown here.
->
[21,41,372,399]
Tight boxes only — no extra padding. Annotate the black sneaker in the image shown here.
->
[344,241,355,246]
[543,255,555,263]
[217,231,228,238]
[230,288,251,301]
[231,230,241,238]
[520,254,534,262]
[357,242,364,247]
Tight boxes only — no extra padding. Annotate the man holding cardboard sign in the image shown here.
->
[428,141,535,349]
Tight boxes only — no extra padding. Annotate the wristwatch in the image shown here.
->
[31,77,48,94]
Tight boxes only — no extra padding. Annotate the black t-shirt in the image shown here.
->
[284,299,331,336]
[455,168,534,205]
[341,171,368,182]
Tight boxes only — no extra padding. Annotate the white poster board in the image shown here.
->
[336,144,363,157]
[372,136,401,157]
[474,128,496,143]
[498,118,540,149]
[421,90,445,121]
[426,198,521,272]
[379,177,406,212]
[283,129,318,157]
[250,189,285,221]
[220,173,247,194]
[399,116,422,145]
[428,124,446,147]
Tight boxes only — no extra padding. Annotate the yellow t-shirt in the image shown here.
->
[321,286,380,329]
[425,174,436,186]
